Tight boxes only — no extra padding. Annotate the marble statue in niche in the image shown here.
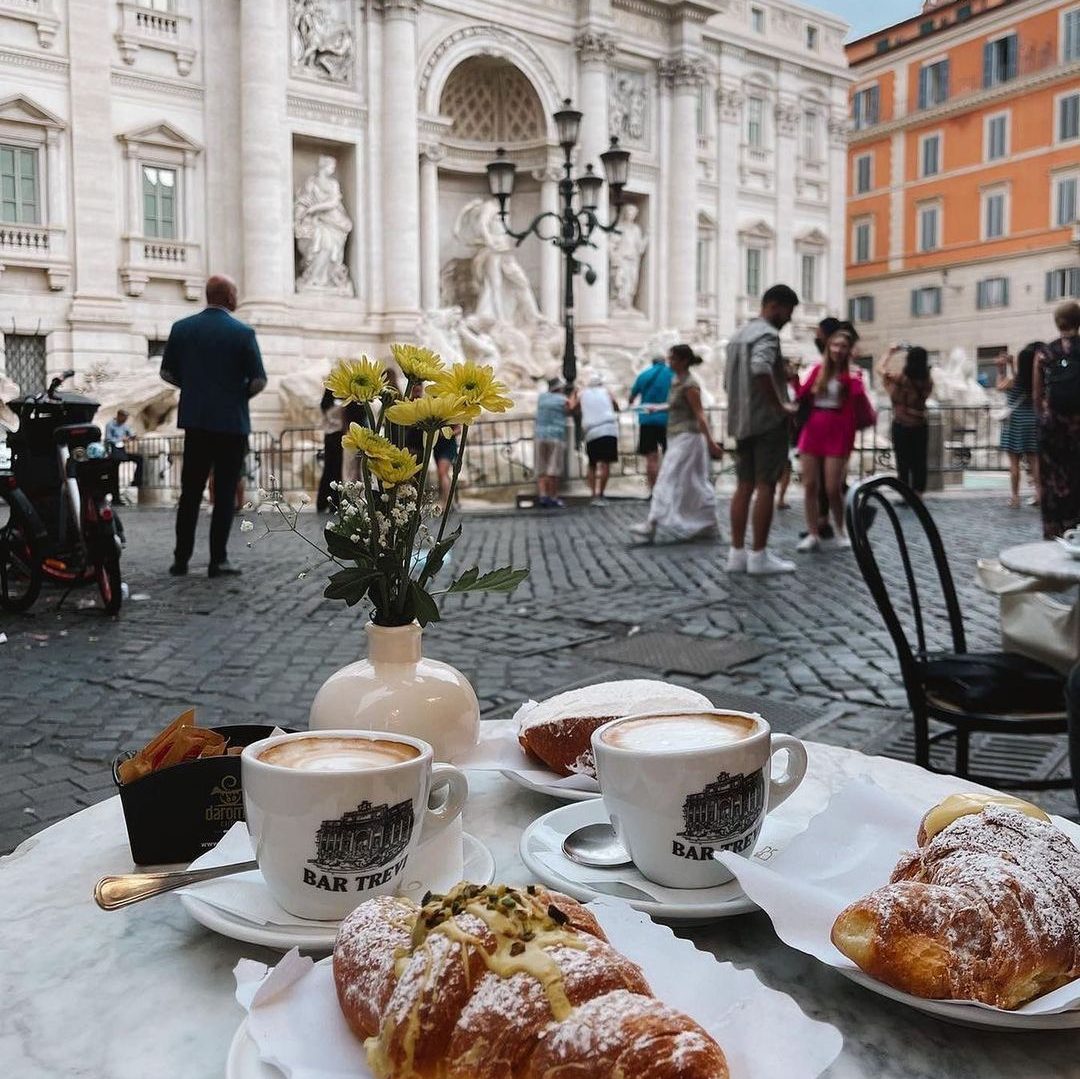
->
[609,69,648,145]
[608,203,647,312]
[291,0,353,82]
[294,155,354,294]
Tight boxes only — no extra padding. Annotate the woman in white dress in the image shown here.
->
[631,345,723,544]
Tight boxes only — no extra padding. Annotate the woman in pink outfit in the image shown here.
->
[796,327,866,551]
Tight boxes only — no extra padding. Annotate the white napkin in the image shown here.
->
[178,819,464,929]
[455,717,601,793]
[715,778,1080,1016]
[233,896,843,1079]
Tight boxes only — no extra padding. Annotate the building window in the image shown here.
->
[852,85,880,130]
[985,113,1008,161]
[976,277,1010,309]
[918,59,950,109]
[751,6,765,33]
[1055,174,1078,227]
[920,133,941,177]
[747,97,765,148]
[1060,92,1080,142]
[0,144,40,225]
[918,204,940,251]
[1064,9,1080,62]
[1046,267,1080,301]
[806,25,818,50]
[854,153,872,194]
[848,295,875,323]
[853,220,872,263]
[800,253,818,303]
[911,286,942,317]
[745,247,763,298]
[142,165,177,239]
[983,189,1007,239]
[3,333,47,395]
[802,110,819,161]
[983,33,1018,88]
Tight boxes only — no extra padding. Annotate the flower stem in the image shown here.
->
[395,429,435,618]
[418,425,468,590]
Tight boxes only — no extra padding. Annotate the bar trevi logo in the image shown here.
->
[673,770,765,861]
[302,797,414,895]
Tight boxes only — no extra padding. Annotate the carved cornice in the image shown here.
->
[774,101,799,137]
[375,0,421,18]
[111,71,205,101]
[287,93,366,127]
[658,55,706,91]
[530,164,564,184]
[0,45,67,75]
[716,86,744,124]
[575,30,616,68]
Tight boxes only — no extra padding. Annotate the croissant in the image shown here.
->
[333,882,729,1078]
[831,803,1080,1009]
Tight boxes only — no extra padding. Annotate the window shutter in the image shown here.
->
[1003,278,1010,306]
[983,41,993,88]
[867,297,875,322]
[1046,271,1054,302]
[1006,35,1018,81]
[911,290,919,317]
[918,68,929,110]
[1071,268,1080,297]
[976,281,986,310]
[869,85,879,124]
[942,61,950,101]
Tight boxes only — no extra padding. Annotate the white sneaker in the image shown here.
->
[796,534,821,553]
[833,534,852,550]
[726,547,748,573]
[629,522,654,544]
[747,549,796,576]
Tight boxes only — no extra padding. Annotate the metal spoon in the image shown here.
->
[94,860,259,911]
[561,823,632,868]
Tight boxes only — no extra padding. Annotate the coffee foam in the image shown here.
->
[602,712,759,752]
[258,736,419,772]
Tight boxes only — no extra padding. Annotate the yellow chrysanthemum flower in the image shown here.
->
[385,392,479,431]
[324,356,387,404]
[430,361,513,414]
[367,446,421,488]
[341,423,395,459]
[390,344,445,383]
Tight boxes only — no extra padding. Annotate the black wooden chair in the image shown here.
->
[845,475,1071,792]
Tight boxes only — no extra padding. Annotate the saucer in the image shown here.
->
[181,832,495,950]
[499,768,600,802]
[1054,537,1080,560]
[520,799,802,923]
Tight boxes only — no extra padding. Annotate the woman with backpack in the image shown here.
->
[1034,301,1080,539]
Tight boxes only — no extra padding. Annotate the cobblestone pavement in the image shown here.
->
[1,492,1074,854]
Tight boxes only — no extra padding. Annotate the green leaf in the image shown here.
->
[408,581,442,627]
[324,529,368,562]
[323,567,376,607]
[419,525,461,583]
[446,565,529,595]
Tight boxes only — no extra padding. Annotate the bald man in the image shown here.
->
[161,274,266,578]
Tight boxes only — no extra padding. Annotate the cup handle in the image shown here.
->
[767,735,808,812]
[421,763,469,842]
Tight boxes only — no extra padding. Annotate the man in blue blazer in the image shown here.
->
[160,275,266,577]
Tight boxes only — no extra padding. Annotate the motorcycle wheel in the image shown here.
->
[95,555,123,615]
[0,511,43,612]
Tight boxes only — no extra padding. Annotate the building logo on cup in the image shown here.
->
[673,771,765,861]
[303,797,414,894]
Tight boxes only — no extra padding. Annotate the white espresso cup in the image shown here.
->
[241,729,468,919]
[592,709,807,889]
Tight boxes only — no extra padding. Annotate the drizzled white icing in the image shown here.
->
[516,680,712,733]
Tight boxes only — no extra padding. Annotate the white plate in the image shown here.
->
[228,1021,276,1079]
[836,967,1080,1031]
[519,798,804,922]
[1054,537,1080,559]
[499,767,600,802]
[182,832,495,950]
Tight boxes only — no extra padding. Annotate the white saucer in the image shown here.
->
[182,832,496,950]
[499,768,600,802]
[519,799,803,922]
[836,967,1080,1030]
[227,1021,277,1079]
[1054,537,1080,560]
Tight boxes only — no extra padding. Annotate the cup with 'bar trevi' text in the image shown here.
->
[241,730,468,919]
[591,710,807,889]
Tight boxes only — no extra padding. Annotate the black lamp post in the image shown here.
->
[486,99,630,387]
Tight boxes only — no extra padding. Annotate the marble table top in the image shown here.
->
[1000,540,1080,585]
[2,739,1078,1079]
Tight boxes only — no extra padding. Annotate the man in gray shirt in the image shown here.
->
[724,283,799,576]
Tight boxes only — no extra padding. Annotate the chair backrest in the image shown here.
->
[845,476,966,691]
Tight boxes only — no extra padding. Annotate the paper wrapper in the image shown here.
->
[232,897,843,1079]
[715,778,1080,1016]
[455,716,601,794]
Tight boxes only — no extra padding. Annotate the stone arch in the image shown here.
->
[438,56,545,145]
[418,24,561,141]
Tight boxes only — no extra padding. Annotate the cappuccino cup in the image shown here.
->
[241,730,467,919]
[592,709,807,889]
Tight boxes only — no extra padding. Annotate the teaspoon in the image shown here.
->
[94,860,259,911]
[561,823,632,868]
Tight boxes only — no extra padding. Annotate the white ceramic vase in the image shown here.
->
[308,622,480,763]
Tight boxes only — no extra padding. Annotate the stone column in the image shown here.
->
[829,113,852,304]
[575,30,614,328]
[663,56,705,334]
[715,84,743,335]
[419,145,443,311]
[378,0,421,321]
[239,0,288,307]
[532,165,562,320]
[774,72,800,291]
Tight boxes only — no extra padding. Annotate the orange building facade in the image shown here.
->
[844,0,1080,376]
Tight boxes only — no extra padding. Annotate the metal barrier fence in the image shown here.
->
[126,405,1013,497]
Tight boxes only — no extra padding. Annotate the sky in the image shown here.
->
[811,0,922,40]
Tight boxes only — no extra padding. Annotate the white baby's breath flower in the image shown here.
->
[239,519,254,533]
[299,493,311,504]
[242,500,254,511]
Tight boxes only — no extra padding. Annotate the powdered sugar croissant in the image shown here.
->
[831,803,1080,1009]
[333,882,728,1078]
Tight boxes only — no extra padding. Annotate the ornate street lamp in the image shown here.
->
[485,99,630,387]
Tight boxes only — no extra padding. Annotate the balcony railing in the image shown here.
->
[121,236,203,298]
[116,1,195,75]
[0,222,50,255]
[0,221,70,288]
